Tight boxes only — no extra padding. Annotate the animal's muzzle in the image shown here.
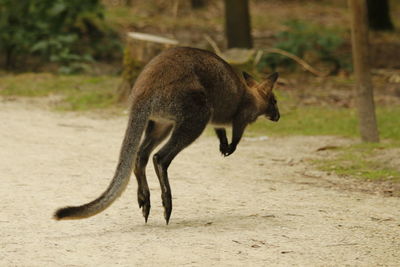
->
[271,111,280,122]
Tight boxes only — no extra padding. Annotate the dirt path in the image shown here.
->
[1,99,399,266]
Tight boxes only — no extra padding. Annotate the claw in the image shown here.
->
[220,143,236,157]
[164,207,172,225]
[142,203,150,223]
[138,190,150,223]
[162,194,172,225]
[219,142,229,156]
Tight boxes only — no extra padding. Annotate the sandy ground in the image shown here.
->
[1,98,399,267]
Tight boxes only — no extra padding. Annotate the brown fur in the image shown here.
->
[54,47,280,224]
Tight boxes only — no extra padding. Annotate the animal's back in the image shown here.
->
[132,47,246,124]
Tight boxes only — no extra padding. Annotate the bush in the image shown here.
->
[0,0,121,73]
[259,20,350,73]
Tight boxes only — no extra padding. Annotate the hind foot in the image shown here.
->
[162,193,172,224]
[138,190,151,223]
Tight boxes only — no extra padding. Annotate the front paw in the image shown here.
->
[219,142,229,156]
[220,143,236,157]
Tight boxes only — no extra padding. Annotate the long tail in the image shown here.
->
[54,101,150,220]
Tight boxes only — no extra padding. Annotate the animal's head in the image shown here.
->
[243,72,280,122]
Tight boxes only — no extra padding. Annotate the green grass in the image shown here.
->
[0,73,120,111]
[246,104,400,184]
[247,106,400,141]
[2,73,399,140]
[2,73,399,141]
[313,143,400,182]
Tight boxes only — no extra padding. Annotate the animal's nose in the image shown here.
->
[273,111,280,122]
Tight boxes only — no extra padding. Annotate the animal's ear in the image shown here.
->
[242,71,257,87]
[267,72,279,84]
[260,72,279,93]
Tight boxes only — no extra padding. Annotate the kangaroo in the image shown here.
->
[54,47,280,224]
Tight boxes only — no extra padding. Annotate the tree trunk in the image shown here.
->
[126,0,133,7]
[349,0,379,142]
[117,33,178,103]
[117,45,144,103]
[191,0,206,9]
[367,0,394,31]
[224,0,253,49]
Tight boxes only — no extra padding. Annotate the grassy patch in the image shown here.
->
[312,143,400,182]
[247,106,400,141]
[247,104,400,184]
[0,73,121,111]
[2,73,399,140]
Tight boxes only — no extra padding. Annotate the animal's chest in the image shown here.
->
[209,102,239,124]
[208,93,242,124]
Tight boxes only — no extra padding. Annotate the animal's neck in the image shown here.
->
[249,88,268,116]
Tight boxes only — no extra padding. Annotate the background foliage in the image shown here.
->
[259,20,350,73]
[0,0,121,73]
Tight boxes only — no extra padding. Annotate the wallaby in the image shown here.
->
[54,47,280,224]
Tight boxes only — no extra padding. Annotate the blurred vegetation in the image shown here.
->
[258,20,351,73]
[0,0,121,73]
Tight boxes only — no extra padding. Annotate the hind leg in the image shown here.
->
[153,111,210,224]
[134,120,173,222]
